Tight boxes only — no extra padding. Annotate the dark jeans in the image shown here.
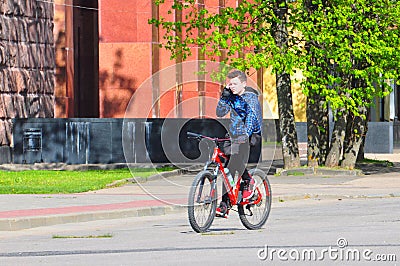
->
[221,141,251,204]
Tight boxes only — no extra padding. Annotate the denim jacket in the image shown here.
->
[216,86,262,138]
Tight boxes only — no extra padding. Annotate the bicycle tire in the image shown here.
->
[238,169,272,230]
[188,170,217,233]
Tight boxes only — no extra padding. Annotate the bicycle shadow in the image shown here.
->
[181,227,248,234]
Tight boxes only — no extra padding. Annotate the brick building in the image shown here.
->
[1,0,274,164]
[52,0,399,149]
[53,0,311,117]
[0,1,398,163]
[53,0,274,120]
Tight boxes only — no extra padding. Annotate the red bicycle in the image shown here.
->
[187,132,272,233]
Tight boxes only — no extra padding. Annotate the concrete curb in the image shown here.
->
[1,192,399,231]
[273,193,400,202]
[0,205,187,231]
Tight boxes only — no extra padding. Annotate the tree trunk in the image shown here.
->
[325,111,347,167]
[273,1,300,169]
[356,108,369,162]
[356,136,365,162]
[277,72,301,169]
[304,0,337,167]
[341,107,368,169]
[307,94,329,167]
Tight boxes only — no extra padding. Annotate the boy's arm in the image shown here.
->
[216,96,231,117]
[244,95,262,136]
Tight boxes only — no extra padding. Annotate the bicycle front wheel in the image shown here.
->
[188,170,217,233]
[238,169,272,230]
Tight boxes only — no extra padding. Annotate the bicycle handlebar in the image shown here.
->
[186,132,230,142]
[187,132,202,138]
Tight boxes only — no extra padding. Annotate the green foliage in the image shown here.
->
[296,0,400,117]
[151,1,399,168]
[150,0,400,118]
[149,0,301,73]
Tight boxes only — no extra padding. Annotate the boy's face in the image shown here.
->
[226,77,246,95]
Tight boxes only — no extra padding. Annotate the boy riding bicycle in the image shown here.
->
[215,70,263,218]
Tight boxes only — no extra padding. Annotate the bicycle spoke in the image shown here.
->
[188,171,217,233]
[238,169,271,230]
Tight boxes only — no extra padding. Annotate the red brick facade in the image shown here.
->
[54,0,261,120]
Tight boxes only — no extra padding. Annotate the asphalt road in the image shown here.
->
[0,197,399,266]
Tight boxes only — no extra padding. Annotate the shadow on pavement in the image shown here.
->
[356,162,400,175]
[264,158,400,176]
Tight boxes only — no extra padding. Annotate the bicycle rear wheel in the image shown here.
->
[238,169,271,230]
[188,171,217,233]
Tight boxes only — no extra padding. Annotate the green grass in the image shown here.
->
[286,171,305,176]
[0,167,174,194]
[359,158,393,167]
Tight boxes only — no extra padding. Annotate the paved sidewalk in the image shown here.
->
[0,155,399,231]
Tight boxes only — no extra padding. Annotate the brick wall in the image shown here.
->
[0,0,55,146]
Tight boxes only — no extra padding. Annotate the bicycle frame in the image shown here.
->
[187,131,271,233]
[206,145,262,206]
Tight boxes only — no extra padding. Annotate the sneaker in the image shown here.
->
[216,202,229,218]
[242,177,255,201]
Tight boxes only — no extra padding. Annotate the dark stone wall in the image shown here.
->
[0,0,55,147]
[12,118,263,164]
[10,119,396,165]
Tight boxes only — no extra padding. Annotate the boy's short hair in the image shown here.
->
[227,70,247,82]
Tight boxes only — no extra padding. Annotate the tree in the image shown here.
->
[272,0,301,168]
[150,0,301,168]
[151,0,400,170]
[297,0,400,168]
[303,0,330,167]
